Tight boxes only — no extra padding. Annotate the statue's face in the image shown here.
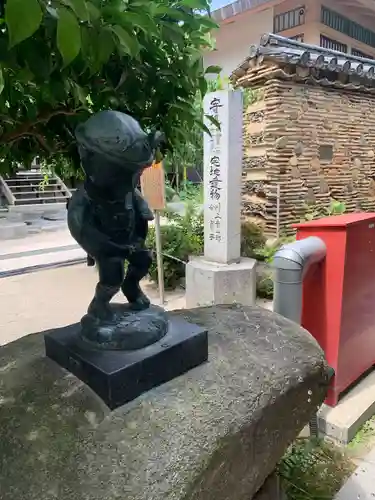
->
[79,149,157,191]
[76,111,165,189]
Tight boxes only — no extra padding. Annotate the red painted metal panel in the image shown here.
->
[294,214,375,406]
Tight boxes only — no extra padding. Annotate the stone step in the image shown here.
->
[11,186,63,193]
[12,173,45,180]
[14,191,67,199]
[8,202,67,213]
[6,179,60,186]
[14,170,43,174]
[14,196,68,205]
[0,220,28,240]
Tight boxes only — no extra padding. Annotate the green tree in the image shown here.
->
[0,0,220,175]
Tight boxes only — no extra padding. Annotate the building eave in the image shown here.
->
[231,33,375,93]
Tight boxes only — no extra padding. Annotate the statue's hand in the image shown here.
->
[134,188,154,221]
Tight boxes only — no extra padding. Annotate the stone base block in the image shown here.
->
[185,256,257,308]
[45,314,208,410]
[318,370,375,444]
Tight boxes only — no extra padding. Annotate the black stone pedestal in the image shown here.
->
[44,316,208,410]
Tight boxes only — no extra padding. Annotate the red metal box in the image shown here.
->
[294,213,375,406]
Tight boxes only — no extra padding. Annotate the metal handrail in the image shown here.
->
[0,175,16,205]
[54,173,72,198]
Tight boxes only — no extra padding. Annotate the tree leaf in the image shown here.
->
[161,21,185,45]
[179,0,209,8]
[196,119,211,136]
[205,65,221,75]
[197,16,219,29]
[57,7,81,66]
[205,114,221,130]
[60,0,89,21]
[72,83,87,105]
[5,0,43,48]
[0,65,4,95]
[111,25,140,57]
[199,77,207,97]
[87,2,100,21]
[46,6,59,19]
[97,28,115,63]
[119,12,156,33]
[153,4,188,21]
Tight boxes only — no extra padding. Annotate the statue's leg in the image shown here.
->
[121,248,152,310]
[88,257,124,318]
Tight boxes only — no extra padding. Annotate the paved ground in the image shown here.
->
[0,229,84,275]
[0,228,271,344]
[334,447,375,499]
[0,263,185,346]
[0,227,74,256]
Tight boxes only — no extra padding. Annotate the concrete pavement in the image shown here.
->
[334,448,375,499]
[0,228,85,276]
[0,263,185,346]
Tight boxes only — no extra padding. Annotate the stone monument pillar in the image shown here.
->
[186,90,257,308]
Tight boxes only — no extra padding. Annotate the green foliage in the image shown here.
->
[165,182,178,203]
[165,179,203,203]
[348,415,375,450]
[240,221,266,259]
[256,272,274,300]
[279,438,354,500]
[6,0,43,48]
[163,92,205,182]
[304,199,346,221]
[207,74,231,91]
[147,202,203,289]
[252,234,295,301]
[243,88,263,107]
[255,236,296,264]
[147,205,276,292]
[0,0,219,174]
[178,181,203,202]
[57,7,81,66]
[41,153,84,181]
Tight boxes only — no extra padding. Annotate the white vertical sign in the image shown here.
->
[203,90,243,264]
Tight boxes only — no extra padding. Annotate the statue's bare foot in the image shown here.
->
[121,280,151,310]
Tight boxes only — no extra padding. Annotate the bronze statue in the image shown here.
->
[67,111,165,347]
[44,110,207,402]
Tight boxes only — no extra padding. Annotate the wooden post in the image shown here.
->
[140,162,166,306]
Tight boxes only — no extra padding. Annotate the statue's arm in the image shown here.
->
[134,188,154,221]
[68,191,131,258]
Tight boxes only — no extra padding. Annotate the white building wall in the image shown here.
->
[204,8,274,77]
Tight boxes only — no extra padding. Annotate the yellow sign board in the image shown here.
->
[140,161,166,211]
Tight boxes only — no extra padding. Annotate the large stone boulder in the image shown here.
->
[0,305,330,500]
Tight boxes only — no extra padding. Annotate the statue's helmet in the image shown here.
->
[75,111,165,173]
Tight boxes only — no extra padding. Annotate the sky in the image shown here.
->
[211,0,231,9]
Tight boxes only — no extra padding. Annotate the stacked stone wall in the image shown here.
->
[242,78,375,234]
